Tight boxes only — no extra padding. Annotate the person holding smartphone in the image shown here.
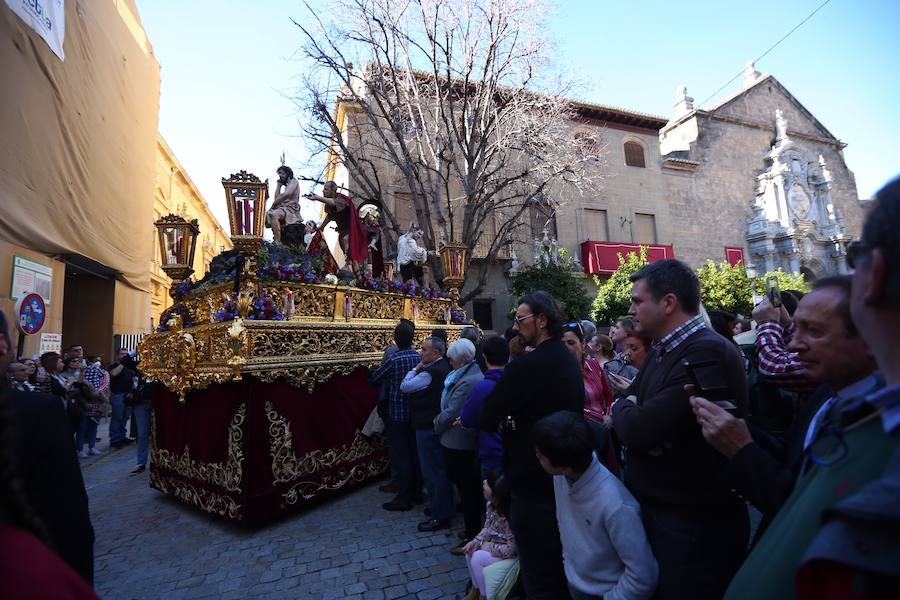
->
[611,259,749,600]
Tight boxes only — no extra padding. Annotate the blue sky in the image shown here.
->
[138,0,900,230]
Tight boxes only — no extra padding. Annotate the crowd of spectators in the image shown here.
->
[2,175,898,598]
[368,175,900,599]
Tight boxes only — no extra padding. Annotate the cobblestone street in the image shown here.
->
[83,440,470,600]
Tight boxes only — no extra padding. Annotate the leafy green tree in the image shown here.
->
[591,246,650,324]
[697,260,754,315]
[698,262,812,316]
[752,268,812,297]
[510,250,591,321]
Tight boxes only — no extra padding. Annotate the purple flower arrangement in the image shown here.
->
[258,264,320,284]
[212,294,284,322]
[169,280,195,300]
[369,278,448,299]
[214,299,239,323]
[246,294,284,321]
[450,308,471,325]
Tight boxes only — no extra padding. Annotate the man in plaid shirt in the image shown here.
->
[369,320,422,510]
[752,294,818,391]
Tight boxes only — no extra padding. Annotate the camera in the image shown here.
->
[766,276,782,308]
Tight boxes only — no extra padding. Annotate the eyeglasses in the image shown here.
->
[803,404,883,467]
[513,313,535,325]
[564,322,584,338]
[846,241,872,270]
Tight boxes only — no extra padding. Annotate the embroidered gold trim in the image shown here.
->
[152,403,246,492]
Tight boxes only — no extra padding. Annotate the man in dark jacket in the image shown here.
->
[480,291,584,600]
[400,337,453,531]
[612,259,749,600]
[690,276,880,536]
[107,348,135,449]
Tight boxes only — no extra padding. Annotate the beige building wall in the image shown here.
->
[1,0,159,359]
[0,244,67,359]
[549,123,671,261]
[151,136,233,328]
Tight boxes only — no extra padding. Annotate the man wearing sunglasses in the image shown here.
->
[480,291,584,600]
[792,176,900,598]
[690,277,879,535]
[725,177,900,599]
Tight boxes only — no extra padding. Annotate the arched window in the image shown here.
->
[624,141,646,168]
[574,131,601,162]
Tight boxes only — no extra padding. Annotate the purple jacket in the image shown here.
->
[460,368,504,471]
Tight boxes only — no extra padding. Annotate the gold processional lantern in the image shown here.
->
[440,241,468,302]
[222,170,269,254]
[154,214,200,283]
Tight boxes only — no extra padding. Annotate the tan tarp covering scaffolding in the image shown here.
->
[0,0,160,291]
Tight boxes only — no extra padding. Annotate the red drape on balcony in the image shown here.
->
[581,241,675,275]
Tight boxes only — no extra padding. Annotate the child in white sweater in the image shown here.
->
[462,471,517,600]
[534,411,658,600]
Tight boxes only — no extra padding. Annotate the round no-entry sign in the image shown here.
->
[15,293,46,335]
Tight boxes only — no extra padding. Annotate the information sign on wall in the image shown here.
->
[11,256,52,305]
[39,332,62,355]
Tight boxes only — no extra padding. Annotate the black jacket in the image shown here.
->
[407,359,450,430]
[723,384,830,534]
[10,389,95,584]
[612,326,748,510]
[479,339,584,496]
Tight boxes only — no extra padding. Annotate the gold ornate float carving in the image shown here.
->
[281,461,387,507]
[152,404,246,492]
[264,400,389,506]
[138,274,470,397]
[150,470,243,520]
[266,401,380,483]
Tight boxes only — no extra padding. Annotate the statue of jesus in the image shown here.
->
[265,165,303,244]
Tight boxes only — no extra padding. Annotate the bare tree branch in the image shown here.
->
[292,0,605,296]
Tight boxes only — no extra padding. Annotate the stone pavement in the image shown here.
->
[82,440,471,600]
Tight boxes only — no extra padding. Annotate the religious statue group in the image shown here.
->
[265,165,432,285]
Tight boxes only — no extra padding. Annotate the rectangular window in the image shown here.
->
[634,213,657,244]
[472,299,494,332]
[583,208,608,242]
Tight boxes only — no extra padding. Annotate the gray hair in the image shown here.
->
[581,320,597,341]
[426,336,446,357]
[447,339,476,365]
[460,326,481,346]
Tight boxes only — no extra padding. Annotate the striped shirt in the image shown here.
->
[652,314,707,360]
[755,321,816,390]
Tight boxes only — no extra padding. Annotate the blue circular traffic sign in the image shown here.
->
[16,293,46,335]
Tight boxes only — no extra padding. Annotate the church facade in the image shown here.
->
[655,64,863,281]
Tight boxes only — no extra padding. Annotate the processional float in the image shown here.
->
[141,171,470,523]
